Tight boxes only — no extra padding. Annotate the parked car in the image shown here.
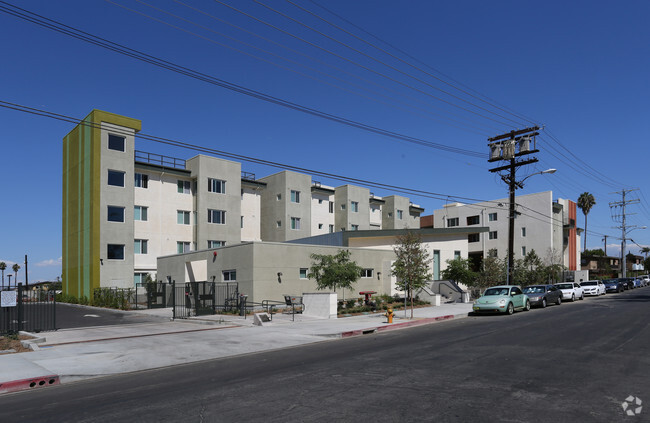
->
[603,279,625,293]
[632,278,643,288]
[581,280,606,296]
[555,282,584,301]
[619,278,635,290]
[640,275,650,286]
[522,284,563,308]
[472,285,530,315]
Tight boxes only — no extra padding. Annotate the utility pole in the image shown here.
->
[488,126,540,285]
[602,235,608,255]
[609,189,641,278]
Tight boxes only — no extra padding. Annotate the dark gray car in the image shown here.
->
[522,284,562,308]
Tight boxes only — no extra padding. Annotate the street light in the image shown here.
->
[502,168,557,284]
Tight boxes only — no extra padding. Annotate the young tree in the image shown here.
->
[441,257,477,289]
[391,231,432,318]
[476,249,505,295]
[577,192,596,252]
[522,249,544,284]
[308,250,363,293]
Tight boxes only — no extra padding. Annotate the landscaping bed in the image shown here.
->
[0,334,33,354]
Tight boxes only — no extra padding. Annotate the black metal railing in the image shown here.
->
[135,150,186,170]
[170,281,239,319]
[134,282,169,309]
[1,284,56,335]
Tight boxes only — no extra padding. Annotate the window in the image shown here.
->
[522,246,527,256]
[134,239,148,254]
[521,227,527,237]
[299,268,308,279]
[108,170,125,187]
[107,244,124,260]
[361,269,373,278]
[241,216,244,228]
[488,212,498,221]
[447,217,459,227]
[454,251,461,260]
[276,193,282,201]
[329,224,334,233]
[108,134,125,151]
[177,180,191,194]
[350,201,359,212]
[489,231,498,240]
[208,178,226,194]
[276,220,282,228]
[291,217,301,230]
[467,215,480,225]
[208,209,226,224]
[177,242,190,253]
[329,201,334,213]
[222,270,236,281]
[468,233,480,243]
[341,204,346,210]
[351,224,359,231]
[388,212,393,218]
[134,272,148,286]
[134,206,148,221]
[318,199,323,204]
[318,223,323,229]
[134,173,148,188]
[397,210,403,220]
[107,206,124,222]
[208,240,226,248]
[291,190,300,203]
[177,210,190,225]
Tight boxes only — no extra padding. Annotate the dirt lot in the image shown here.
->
[0,335,33,354]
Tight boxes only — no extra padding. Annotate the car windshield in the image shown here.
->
[523,286,546,294]
[557,284,573,289]
[484,288,509,296]
[581,281,596,286]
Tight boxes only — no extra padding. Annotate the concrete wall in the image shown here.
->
[187,155,242,248]
[335,185,370,231]
[157,242,396,303]
[382,195,413,229]
[260,171,312,242]
[310,186,335,235]
[241,182,263,242]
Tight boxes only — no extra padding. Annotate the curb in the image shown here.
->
[340,313,468,338]
[0,375,60,395]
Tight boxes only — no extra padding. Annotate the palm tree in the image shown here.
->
[12,263,20,286]
[642,246,650,260]
[0,262,5,288]
[577,192,596,252]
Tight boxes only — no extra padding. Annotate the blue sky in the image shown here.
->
[1,0,649,283]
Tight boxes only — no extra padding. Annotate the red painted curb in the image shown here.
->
[0,375,60,395]
[341,314,462,338]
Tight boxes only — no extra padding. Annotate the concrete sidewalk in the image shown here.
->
[0,303,472,395]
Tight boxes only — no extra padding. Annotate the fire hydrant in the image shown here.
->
[385,308,394,324]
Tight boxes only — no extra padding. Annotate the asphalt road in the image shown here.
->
[54,303,166,329]
[2,289,649,422]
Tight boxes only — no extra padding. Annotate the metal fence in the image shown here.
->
[133,282,169,310]
[1,284,56,335]
[171,281,239,319]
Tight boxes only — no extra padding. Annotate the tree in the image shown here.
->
[12,263,20,285]
[0,262,5,288]
[391,231,432,318]
[522,249,545,285]
[577,192,596,252]
[583,248,605,257]
[476,249,505,295]
[641,246,650,261]
[308,250,362,293]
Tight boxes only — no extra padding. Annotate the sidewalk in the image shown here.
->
[0,303,472,395]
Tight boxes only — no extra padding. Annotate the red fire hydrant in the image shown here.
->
[385,308,394,324]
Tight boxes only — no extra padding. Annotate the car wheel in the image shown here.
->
[571,293,575,302]
[506,302,514,315]
[580,293,584,300]
[542,298,547,308]
[556,296,562,305]
[524,300,531,311]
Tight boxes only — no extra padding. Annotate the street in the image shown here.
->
[1,289,648,422]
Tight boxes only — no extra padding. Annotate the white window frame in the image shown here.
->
[177,210,190,225]
[134,206,148,221]
[177,180,191,194]
[208,178,226,194]
[291,217,301,230]
[134,239,148,255]
[134,173,148,188]
[108,170,125,187]
[222,270,237,282]
[208,209,226,225]
[291,190,300,203]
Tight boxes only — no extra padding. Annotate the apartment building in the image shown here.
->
[62,110,423,298]
[427,191,580,271]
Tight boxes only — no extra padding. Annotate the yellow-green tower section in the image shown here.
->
[62,110,141,299]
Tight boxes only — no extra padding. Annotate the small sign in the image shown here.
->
[1,291,17,307]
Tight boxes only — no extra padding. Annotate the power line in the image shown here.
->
[0,1,486,158]
[0,100,501,206]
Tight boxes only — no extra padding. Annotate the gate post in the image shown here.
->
[171,279,176,320]
[17,283,24,333]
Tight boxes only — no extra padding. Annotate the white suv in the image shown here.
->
[556,282,584,301]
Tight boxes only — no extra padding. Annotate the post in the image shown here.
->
[507,158,516,285]
[17,283,24,333]
[171,279,176,320]
[24,255,28,290]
